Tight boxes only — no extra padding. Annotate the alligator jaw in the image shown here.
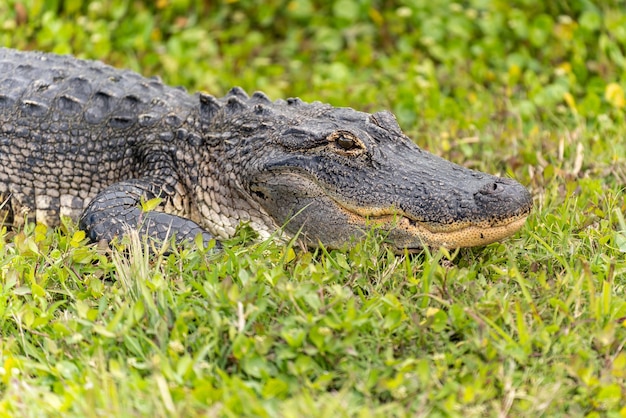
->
[251,168,532,251]
[337,205,531,250]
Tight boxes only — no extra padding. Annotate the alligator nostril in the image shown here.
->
[479,181,503,195]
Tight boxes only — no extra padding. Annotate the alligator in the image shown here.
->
[0,48,532,251]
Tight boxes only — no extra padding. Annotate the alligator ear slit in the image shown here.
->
[198,92,221,122]
[369,110,401,133]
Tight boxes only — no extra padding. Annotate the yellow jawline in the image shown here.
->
[341,207,528,248]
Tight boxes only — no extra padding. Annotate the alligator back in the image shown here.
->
[0,48,195,227]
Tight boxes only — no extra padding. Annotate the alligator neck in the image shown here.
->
[181,117,279,240]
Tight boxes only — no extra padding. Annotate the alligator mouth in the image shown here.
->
[398,213,529,249]
[337,204,530,249]
[254,170,530,250]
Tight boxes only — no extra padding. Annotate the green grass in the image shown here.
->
[1,1,626,416]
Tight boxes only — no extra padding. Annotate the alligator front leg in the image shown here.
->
[79,178,218,248]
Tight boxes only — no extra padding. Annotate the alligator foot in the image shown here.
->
[79,178,220,249]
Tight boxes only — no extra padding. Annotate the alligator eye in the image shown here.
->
[337,135,357,150]
[328,131,363,153]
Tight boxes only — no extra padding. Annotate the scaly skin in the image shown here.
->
[0,48,532,250]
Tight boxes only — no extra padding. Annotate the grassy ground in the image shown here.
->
[1,1,626,416]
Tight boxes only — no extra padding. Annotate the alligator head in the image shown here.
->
[199,88,532,251]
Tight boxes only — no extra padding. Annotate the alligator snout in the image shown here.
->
[474,177,533,224]
[384,174,533,249]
